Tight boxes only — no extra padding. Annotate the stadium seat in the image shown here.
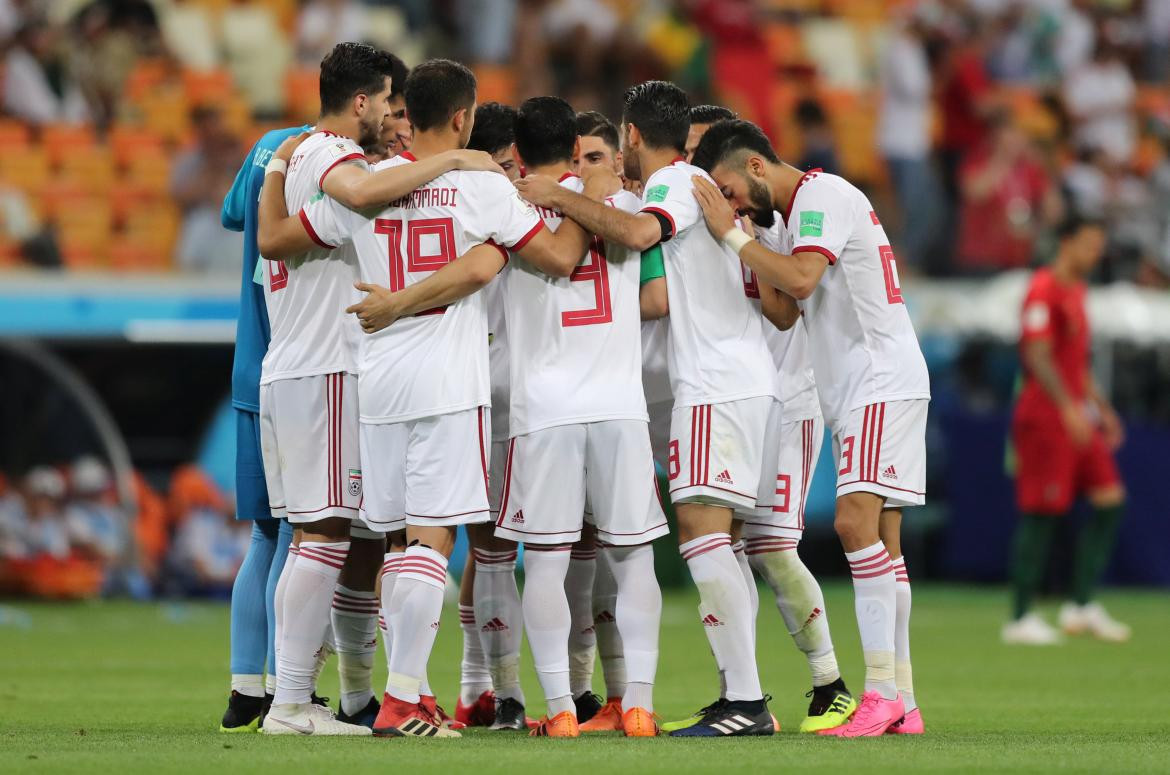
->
[109,237,171,270]
[183,69,236,106]
[59,147,116,192]
[125,148,173,193]
[124,204,180,251]
[110,127,166,169]
[0,146,51,193]
[41,124,98,167]
[284,68,320,123]
[123,59,174,102]
[0,120,31,148]
[473,65,517,106]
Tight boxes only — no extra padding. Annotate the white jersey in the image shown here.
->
[485,275,510,442]
[260,131,366,384]
[505,174,647,436]
[750,218,820,421]
[786,170,930,426]
[301,152,543,424]
[640,159,777,407]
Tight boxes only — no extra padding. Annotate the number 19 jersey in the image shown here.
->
[260,131,366,385]
[301,153,544,424]
[786,170,930,427]
[504,174,648,437]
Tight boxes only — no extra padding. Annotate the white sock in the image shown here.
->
[680,533,761,701]
[273,541,349,706]
[473,547,524,703]
[893,556,916,712]
[566,546,597,697]
[331,584,378,715]
[386,546,447,704]
[271,544,298,694]
[379,551,404,676]
[732,540,758,646]
[231,674,264,698]
[846,541,897,700]
[606,543,661,712]
[459,603,492,705]
[522,545,574,714]
[592,549,626,700]
[747,536,841,687]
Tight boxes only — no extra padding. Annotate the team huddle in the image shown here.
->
[222,41,930,740]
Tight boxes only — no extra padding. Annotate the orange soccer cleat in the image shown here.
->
[579,697,623,732]
[455,690,497,727]
[621,707,660,737]
[529,711,580,737]
[373,693,460,738]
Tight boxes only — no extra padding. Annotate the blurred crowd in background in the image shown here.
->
[0,456,249,599]
[0,0,1167,282]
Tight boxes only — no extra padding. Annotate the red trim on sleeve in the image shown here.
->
[557,171,579,182]
[399,151,417,162]
[640,205,676,239]
[793,244,836,265]
[508,220,544,251]
[318,152,367,190]
[781,168,822,226]
[299,208,336,249]
[670,156,686,164]
[485,239,509,261]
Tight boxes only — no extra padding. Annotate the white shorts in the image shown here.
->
[488,439,507,515]
[667,396,782,512]
[742,413,824,540]
[494,420,668,546]
[832,399,928,508]
[358,407,492,533]
[259,373,363,526]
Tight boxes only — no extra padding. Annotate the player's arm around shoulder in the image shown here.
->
[323,149,503,210]
[256,133,318,260]
[639,243,668,319]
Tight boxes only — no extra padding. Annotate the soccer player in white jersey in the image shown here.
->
[517,81,780,737]
[495,97,668,738]
[691,119,931,737]
[258,59,592,737]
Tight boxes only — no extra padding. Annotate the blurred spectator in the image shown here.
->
[133,470,170,581]
[165,464,246,595]
[1062,39,1137,164]
[21,466,70,560]
[1056,0,1096,76]
[1144,0,1170,81]
[955,119,1062,273]
[879,12,942,271]
[457,0,519,64]
[0,471,27,560]
[65,456,150,598]
[296,0,368,66]
[2,18,90,125]
[69,0,165,129]
[0,184,62,268]
[170,105,245,273]
[795,98,839,175]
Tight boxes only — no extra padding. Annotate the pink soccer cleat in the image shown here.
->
[818,691,904,737]
[885,707,924,735]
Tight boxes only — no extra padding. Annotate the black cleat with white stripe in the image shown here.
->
[669,697,775,737]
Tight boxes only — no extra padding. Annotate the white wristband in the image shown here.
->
[265,158,288,177]
[721,227,753,255]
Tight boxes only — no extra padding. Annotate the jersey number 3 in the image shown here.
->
[561,237,613,327]
[375,217,457,315]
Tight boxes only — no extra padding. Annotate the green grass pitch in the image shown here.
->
[1,583,1167,773]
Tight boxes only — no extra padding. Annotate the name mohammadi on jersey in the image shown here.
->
[221,124,311,412]
[504,173,648,437]
[259,130,366,385]
[639,159,777,407]
[302,152,543,424]
[1015,267,1089,420]
[751,217,820,421]
[785,169,930,426]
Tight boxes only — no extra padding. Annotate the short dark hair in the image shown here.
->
[690,104,737,125]
[622,80,690,153]
[515,96,577,168]
[690,119,780,173]
[318,42,399,115]
[388,53,409,99]
[1057,212,1106,240]
[404,58,477,133]
[576,110,619,152]
[467,102,517,155]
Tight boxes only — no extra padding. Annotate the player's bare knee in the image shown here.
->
[1088,485,1125,509]
[301,516,352,543]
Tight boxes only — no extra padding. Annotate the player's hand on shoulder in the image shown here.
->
[691,175,737,238]
[347,282,402,334]
[274,132,311,162]
[452,149,505,175]
[513,174,562,207]
[581,165,622,200]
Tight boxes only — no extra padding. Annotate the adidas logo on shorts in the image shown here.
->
[481,617,509,632]
[702,614,724,627]
[510,510,525,524]
[881,465,898,480]
[715,469,734,484]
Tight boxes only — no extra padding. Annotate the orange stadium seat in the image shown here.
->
[38,181,90,222]
[0,145,50,193]
[124,204,180,251]
[0,120,31,147]
[473,65,517,106]
[41,124,97,167]
[183,69,236,106]
[110,126,166,168]
[284,68,320,124]
[138,89,192,143]
[123,58,173,102]
[109,236,172,270]
[125,148,173,193]
[59,146,116,192]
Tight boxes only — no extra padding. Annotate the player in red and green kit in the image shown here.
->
[1003,215,1130,646]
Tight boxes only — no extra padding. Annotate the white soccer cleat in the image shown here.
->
[262,701,373,736]
[1058,602,1088,635]
[1002,612,1063,645]
[1077,602,1131,643]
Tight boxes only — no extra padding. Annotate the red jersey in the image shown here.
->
[1015,267,1089,420]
